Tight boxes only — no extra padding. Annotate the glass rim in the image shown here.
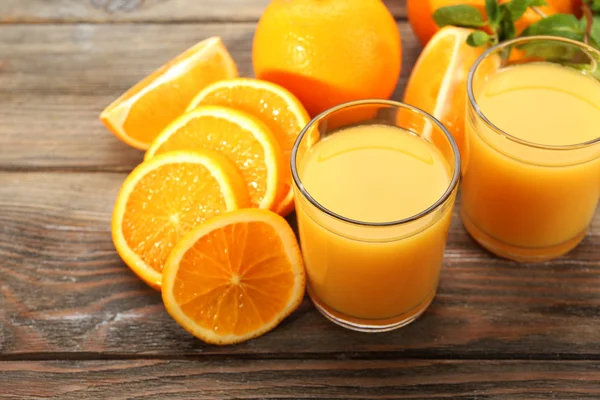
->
[290,99,461,227]
[467,35,600,150]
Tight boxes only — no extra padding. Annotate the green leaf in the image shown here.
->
[521,13,584,41]
[578,16,589,33]
[500,14,517,41]
[586,0,600,13]
[433,5,487,29]
[517,40,582,61]
[486,0,501,30]
[467,30,492,47]
[591,16,600,48]
[498,7,516,41]
[506,0,548,21]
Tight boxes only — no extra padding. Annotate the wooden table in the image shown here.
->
[1,1,599,398]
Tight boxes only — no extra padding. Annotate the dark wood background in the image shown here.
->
[1,1,599,398]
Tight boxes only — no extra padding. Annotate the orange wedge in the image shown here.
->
[112,151,250,289]
[162,209,306,345]
[403,27,485,154]
[146,105,285,211]
[100,37,238,150]
[186,78,310,217]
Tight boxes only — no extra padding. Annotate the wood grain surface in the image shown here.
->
[0,0,406,23]
[1,0,599,396]
[2,360,600,399]
[0,23,419,171]
[1,172,598,358]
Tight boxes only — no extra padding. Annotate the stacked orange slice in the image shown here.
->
[112,151,249,289]
[187,78,310,216]
[146,105,285,211]
[105,37,308,345]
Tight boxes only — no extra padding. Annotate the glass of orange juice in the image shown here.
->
[291,100,460,332]
[462,36,600,262]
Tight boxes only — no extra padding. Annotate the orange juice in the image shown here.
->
[462,61,600,261]
[294,123,457,328]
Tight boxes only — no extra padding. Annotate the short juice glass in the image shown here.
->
[462,36,600,262]
[291,100,460,332]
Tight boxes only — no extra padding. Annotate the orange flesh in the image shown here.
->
[193,85,302,162]
[403,27,484,154]
[151,115,271,208]
[122,163,227,274]
[101,38,237,149]
[173,221,297,336]
[190,80,310,216]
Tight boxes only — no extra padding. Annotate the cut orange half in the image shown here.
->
[186,78,310,216]
[100,37,238,150]
[162,209,306,345]
[403,27,485,154]
[146,105,285,210]
[112,151,250,289]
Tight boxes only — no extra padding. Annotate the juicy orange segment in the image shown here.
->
[162,209,306,345]
[403,27,485,154]
[186,78,310,217]
[112,151,250,289]
[100,37,238,150]
[146,105,285,211]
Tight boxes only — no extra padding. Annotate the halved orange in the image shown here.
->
[162,209,306,345]
[146,105,285,211]
[100,37,238,150]
[186,78,310,217]
[403,27,485,154]
[112,151,250,289]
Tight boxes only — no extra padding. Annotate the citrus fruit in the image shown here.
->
[100,37,237,150]
[403,26,486,154]
[162,209,306,345]
[549,0,579,14]
[146,105,285,211]
[187,78,310,217]
[252,0,402,117]
[112,151,250,289]
[407,0,561,45]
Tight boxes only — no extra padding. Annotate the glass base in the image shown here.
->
[307,285,435,333]
[461,210,587,262]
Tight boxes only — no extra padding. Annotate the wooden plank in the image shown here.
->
[1,172,599,357]
[0,0,406,23]
[0,22,421,171]
[1,359,600,399]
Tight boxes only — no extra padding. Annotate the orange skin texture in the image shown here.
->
[252,0,401,117]
[407,0,576,45]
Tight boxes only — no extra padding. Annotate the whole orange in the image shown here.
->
[407,0,567,46]
[252,0,401,117]
[571,0,583,17]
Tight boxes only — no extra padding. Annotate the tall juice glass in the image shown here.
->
[462,36,600,262]
[291,100,460,332]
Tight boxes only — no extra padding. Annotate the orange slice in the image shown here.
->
[162,209,306,345]
[112,151,250,289]
[100,37,238,150]
[403,27,485,154]
[146,105,285,211]
[186,78,310,217]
